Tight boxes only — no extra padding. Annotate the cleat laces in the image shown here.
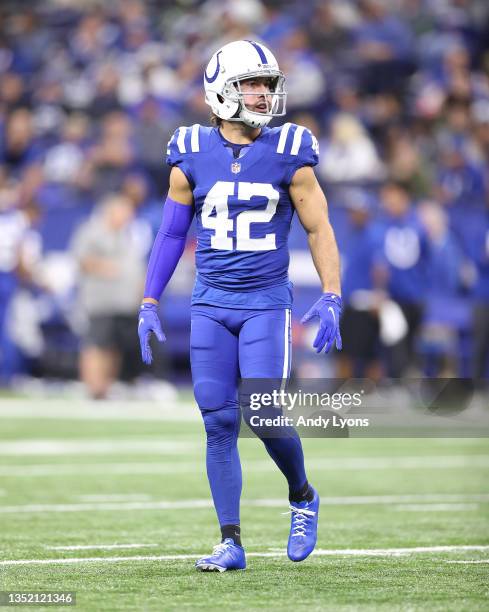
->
[212,542,232,557]
[287,505,316,538]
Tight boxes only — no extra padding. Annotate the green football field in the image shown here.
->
[0,398,488,611]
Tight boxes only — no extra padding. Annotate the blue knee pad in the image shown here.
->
[194,380,238,412]
[202,408,241,446]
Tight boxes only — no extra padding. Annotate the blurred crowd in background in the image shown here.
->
[1,0,489,396]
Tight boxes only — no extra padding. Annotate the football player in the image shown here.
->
[138,40,342,571]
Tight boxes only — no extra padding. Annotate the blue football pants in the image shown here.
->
[190,304,307,527]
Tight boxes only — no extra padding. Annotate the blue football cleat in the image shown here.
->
[287,487,320,562]
[195,538,246,572]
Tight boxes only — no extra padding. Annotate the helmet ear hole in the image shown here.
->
[217,94,224,103]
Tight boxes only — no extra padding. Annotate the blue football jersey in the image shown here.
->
[166,123,319,309]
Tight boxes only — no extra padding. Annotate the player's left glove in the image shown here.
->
[301,293,343,353]
[138,303,166,365]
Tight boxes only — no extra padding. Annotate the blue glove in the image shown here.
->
[138,303,166,365]
[301,293,343,353]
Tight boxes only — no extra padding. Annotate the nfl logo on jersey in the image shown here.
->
[231,161,241,174]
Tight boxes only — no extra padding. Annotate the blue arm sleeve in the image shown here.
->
[143,197,194,301]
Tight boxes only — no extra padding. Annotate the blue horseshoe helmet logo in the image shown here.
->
[204,51,222,83]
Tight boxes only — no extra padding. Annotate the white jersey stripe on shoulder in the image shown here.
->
[190,124,200,152]
[277,123,291,154]
[166,130,177,156]
[177,127,187,153]
[290,125,305,155]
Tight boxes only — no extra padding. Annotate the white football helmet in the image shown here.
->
[204,40,286,128]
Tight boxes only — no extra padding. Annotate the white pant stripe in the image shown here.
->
[282,308,291,380]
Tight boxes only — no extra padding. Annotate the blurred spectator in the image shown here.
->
[121,172,149,210]
[436,142,485,213]
[71,194,150,399]
[469,205,489,380]
[278,28,326,110]
[376,181,428,377]
[363,93,403,138]
[0,190,42,384]
[434,131,487,255]
[352,0,414,93]
[42,113,90,185]
[0,108,39,175]
[384,127,432,198]
[89,111,135,198]
[471,100,489,160]
[417,201,466,376]
[308,1,351,65]
[121,172,163,235]
[0,72,29,110]
[319,113,385,184]
[90,63,122,118]
[337,191,383,380]
[133,97,176,195]
[330,78,363,117]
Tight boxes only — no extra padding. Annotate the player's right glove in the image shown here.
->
[138,303,166,365]
[301,293,343,353]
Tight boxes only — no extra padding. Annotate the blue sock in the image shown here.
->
[243,405,307,494]
[261,430,308,494]
[201,408,242,527]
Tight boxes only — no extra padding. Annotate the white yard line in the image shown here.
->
[1,455,488,477]
[303,456,489,470]
[311,545,489,556]
[0,554,195,565]
[394,503,479,511]
[0,402,199,421]
[45,544,158,551]
[445,559,489,564]
[1,545,489,566]
[0,500,213,514]
[247,493,489,505]
[76,494,154,502]
[1,494,488,514]
[2,398,488,425]
[0,463,183,477]
[0,440,198,455]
